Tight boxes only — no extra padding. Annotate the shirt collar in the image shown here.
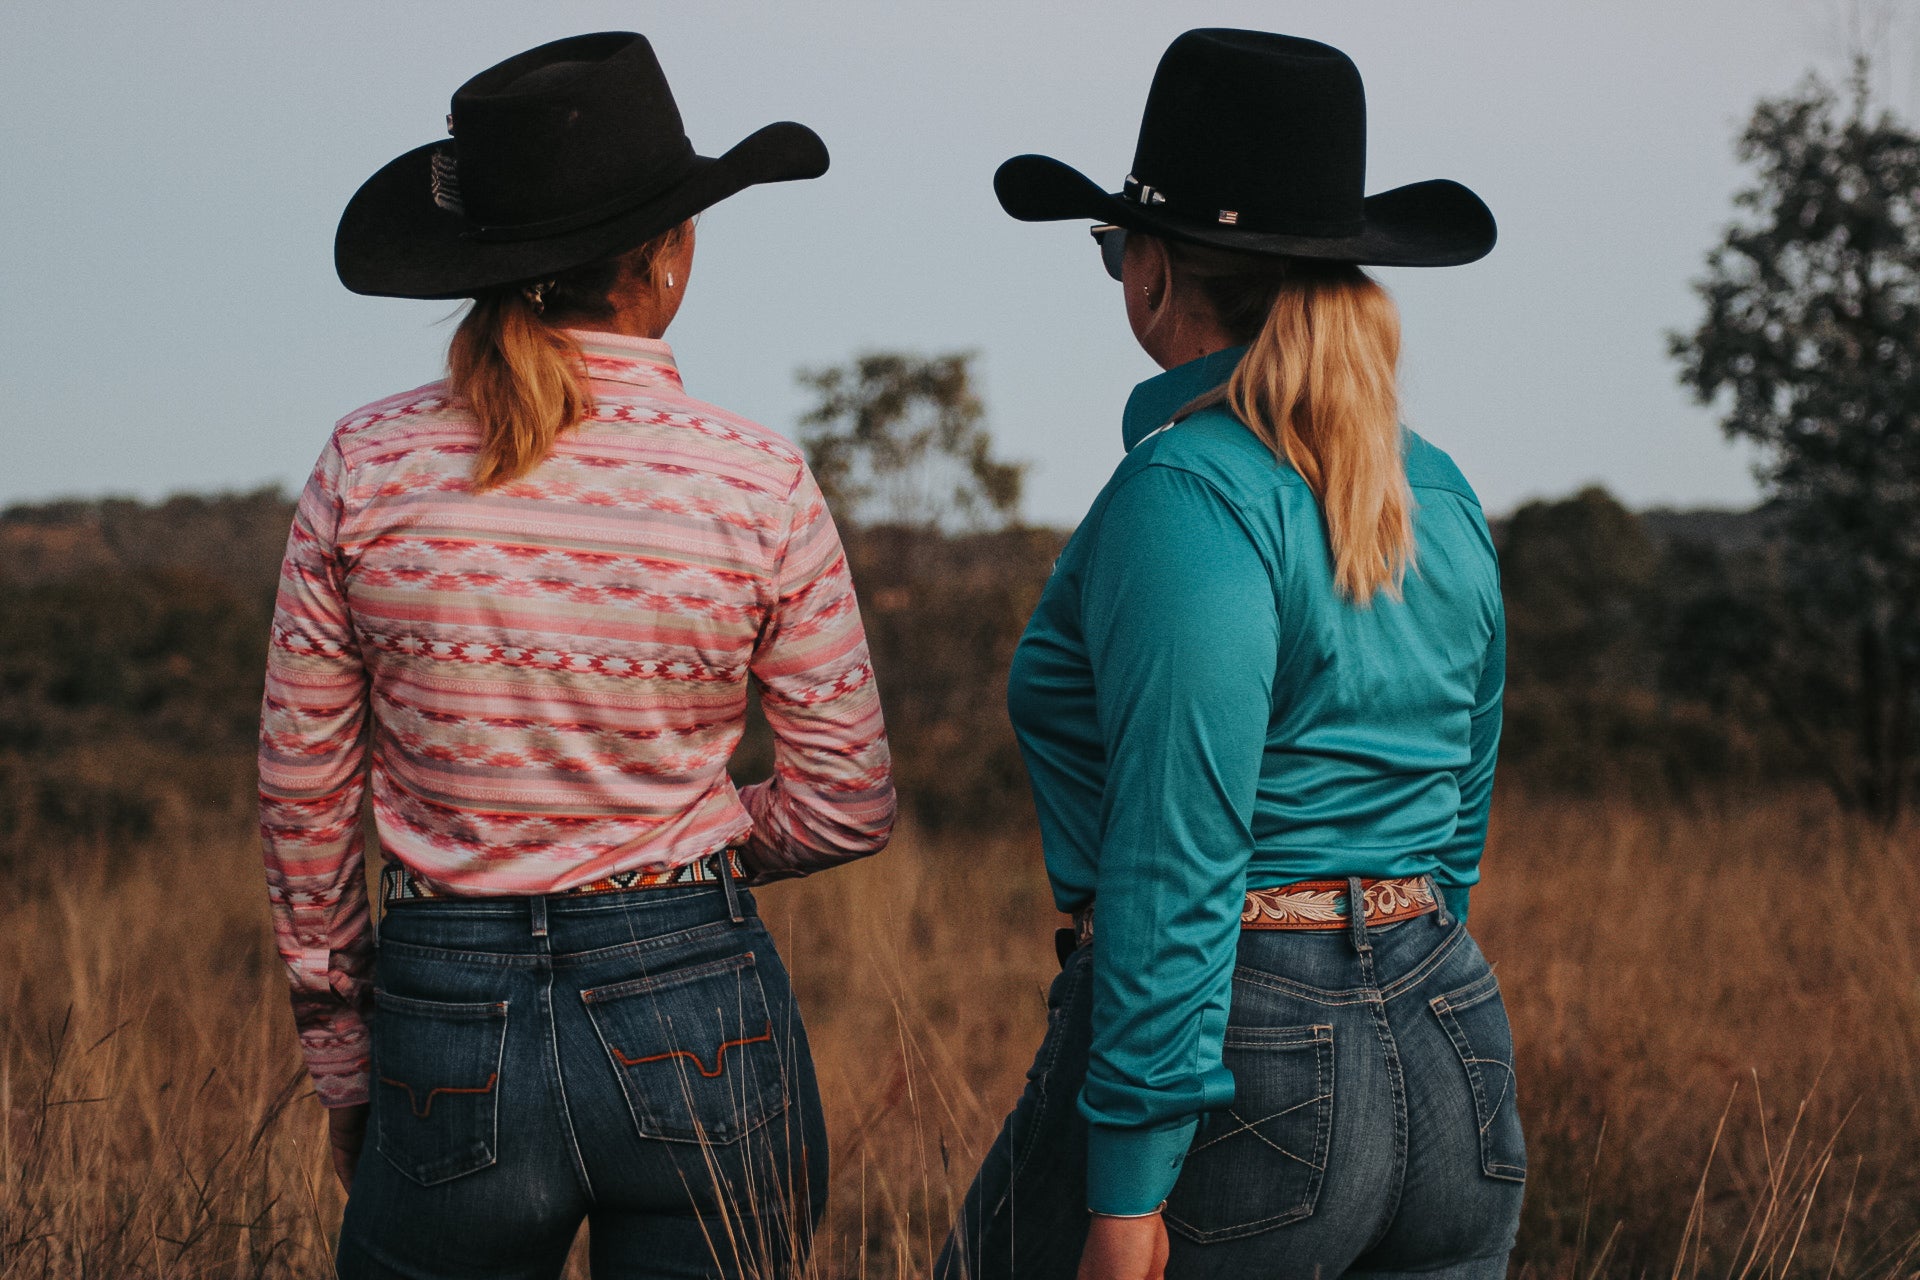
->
[1121,345,1248,451]
[565,329,685,394]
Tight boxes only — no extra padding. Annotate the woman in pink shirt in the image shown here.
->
[261,33,893,1279]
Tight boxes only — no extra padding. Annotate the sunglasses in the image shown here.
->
[1090,224,1127,282]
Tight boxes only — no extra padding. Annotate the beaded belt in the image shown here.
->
[1069,875,1438,951]
[380,847,747,904]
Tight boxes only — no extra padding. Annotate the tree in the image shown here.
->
[796,352,1025,531]
[1500,486,1660,692]
[1671,64,1920,822]
[1497,487,1697,795]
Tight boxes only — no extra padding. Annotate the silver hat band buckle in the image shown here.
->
[1123,175,1242,226]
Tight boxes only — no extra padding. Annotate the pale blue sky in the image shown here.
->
[1,1,1908,523]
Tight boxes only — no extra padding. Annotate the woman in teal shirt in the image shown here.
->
[938,31,1523,1280]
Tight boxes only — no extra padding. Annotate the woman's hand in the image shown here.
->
[328,1103,370,1193]
[1077,1211,1169,1280]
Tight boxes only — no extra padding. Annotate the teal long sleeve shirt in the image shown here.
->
[1005,348,1505,1215]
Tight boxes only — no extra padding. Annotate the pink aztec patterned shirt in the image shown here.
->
[259,331,895,1108]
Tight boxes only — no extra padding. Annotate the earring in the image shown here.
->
[666,271,675,288]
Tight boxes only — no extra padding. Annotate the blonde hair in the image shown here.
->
[448,220,692,491]
[1172,244,1412,604]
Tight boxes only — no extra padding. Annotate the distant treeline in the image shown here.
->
[0,485,1807,864]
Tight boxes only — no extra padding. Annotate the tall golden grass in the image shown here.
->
[2,792,1916,1278]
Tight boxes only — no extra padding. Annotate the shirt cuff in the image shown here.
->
[1441,884,1472,922]
[1086,1119,1199,1215]
[315,1067,371,1109]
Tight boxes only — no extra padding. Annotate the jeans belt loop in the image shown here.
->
[1345,876,1371,955]
[719,853,746,925]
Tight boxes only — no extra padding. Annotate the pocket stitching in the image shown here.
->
[581,951,755,1005]
[373,988,508,1019]
[1186,1084,1331,1158]
[379,1070,501,1120]
[582,955,788,1145]
[372,995,508,1187]
[552,918,746,970]
[1222,1023,1332,1050]
[605,1022,774,1079]
[1430,977,1526,1183]
[1165,1025,1334,1243]
[1430,968,1501,1017]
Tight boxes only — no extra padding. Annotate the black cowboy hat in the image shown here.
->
[995,29,1494,267]
[335,32,829,299]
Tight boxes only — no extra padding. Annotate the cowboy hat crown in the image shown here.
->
[995,29,1495,267]
[336,32,828,299]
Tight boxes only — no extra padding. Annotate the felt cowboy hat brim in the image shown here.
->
[994,153,1496,268]
[336,120,827,300]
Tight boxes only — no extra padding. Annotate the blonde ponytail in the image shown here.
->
[449,293,593,491]
[447,218,693,492]
[1175,247,1413,604]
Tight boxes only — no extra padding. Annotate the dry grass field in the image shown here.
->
[2,791,1916,1279]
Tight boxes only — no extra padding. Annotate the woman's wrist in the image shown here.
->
[1090,1201,1166,1220]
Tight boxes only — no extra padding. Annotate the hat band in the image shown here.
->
[448,148,702,243]
[1122,174,1365,238]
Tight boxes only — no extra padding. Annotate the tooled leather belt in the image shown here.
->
[1068,874,1439,952]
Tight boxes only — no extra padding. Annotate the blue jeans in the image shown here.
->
[337,876,828,1280]
[937,901,1525,1280]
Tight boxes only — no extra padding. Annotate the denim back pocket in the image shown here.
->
[581,951,789,1145]
[1429,970,1527,1182]
[371,989,508,1186]
[1165,1024,1334,1244]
